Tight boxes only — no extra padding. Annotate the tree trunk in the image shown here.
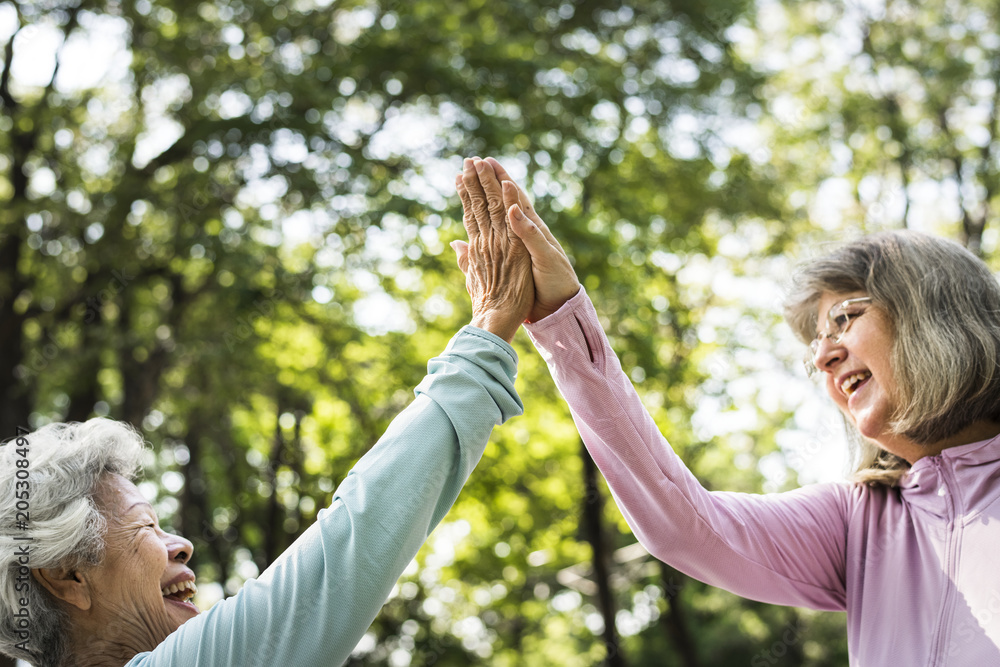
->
[263,409,286,565]
[659,562,701,667]
[0,233,29,438]
[581,440,627,667]
[65,321,103,423]
[0,39,31,440]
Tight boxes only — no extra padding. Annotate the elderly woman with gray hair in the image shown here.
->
[455,157,1000,665]
[0,159,534,667]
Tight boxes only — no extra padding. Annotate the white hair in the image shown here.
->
[0,418,145,666]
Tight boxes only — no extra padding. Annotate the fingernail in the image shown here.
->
[502,181,513,192]
[512,205,524,220]
[464,158,474,170]
[474,159,485,173]
[449,241,460,250]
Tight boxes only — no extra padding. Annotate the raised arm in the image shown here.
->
[127,160,536,667]
[128,329,523,666]
[457,157,852,612]
[525,288,850,610]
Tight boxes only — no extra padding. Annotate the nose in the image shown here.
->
[167,532,194,565]
[812,334,846,373]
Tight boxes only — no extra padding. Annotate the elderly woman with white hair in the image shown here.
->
[0,159,533,667]
[455,156,1000,665]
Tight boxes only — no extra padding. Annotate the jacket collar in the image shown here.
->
[899,433,1000,518]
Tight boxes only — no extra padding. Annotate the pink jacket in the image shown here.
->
[525,288,1000,666]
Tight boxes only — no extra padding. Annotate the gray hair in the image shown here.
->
[784,230,1000,486]
[0,418,145,666]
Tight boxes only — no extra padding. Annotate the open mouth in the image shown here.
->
[841,371,872,397]
[161,579,198,605]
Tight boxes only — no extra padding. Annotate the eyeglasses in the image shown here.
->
[804,296,872,377]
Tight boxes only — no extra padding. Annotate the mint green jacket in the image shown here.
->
[126,327,522,666]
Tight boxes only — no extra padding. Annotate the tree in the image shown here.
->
[0,0,876,664]
[757,0,1000,255]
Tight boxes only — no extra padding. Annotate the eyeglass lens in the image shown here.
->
[804,297,871,376]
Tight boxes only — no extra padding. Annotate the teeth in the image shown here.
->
[161,580,197,600]
[841,371,871,396]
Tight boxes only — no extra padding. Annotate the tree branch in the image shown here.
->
[42,1,85,100]
[883,95,913,228]
[975,55,1000,245]
[937,107,983,254]
[0,22,19,112]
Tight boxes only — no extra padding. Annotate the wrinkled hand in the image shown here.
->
[457,157,580,323]
[452,157,534,343]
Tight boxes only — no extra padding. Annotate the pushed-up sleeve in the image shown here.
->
[127,326,522,666]
[525,289,849,612]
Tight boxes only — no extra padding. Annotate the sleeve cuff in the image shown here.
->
[523,286,588,335]
[452,325,519,368]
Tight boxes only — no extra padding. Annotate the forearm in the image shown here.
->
[525,289,848,610]
[127,326,522,666]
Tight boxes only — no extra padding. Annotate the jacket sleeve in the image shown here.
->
[127,326,523,666]
[524,288,849,612]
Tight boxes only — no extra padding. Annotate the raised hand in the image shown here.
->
[482,157,581,322]
[452,157,534,342]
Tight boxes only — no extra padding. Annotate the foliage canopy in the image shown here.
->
[3,0,997,664]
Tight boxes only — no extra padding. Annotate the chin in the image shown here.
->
[165,599,200,629]
[852,411,892,441]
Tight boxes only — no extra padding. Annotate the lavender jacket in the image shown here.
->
[525,288,1000,666]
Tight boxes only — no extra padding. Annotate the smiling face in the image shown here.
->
[74,473,199,653]
[811,291,908,454]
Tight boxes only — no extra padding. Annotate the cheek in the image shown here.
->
[875,362,898,395]
[115,538,168,594]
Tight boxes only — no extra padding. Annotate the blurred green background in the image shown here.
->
[3,0,999,664]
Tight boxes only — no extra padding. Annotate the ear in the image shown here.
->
[33,566,92,611]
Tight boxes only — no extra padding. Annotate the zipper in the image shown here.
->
[928,456,961,667]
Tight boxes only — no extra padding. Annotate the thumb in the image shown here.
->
[450,240,470,274]
[508,204,552,261]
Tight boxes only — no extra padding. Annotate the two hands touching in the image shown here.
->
[451,157,581,342]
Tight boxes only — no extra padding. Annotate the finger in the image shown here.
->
[484,158,535,212]
[462,158,492,238]
[484,156,514,183]
[501,181,519,227]
[483,157,568,256]
[484,158,548,234]
[509,179,542,225]
[474,158,507,236]
[508,203,554,260]
[485,158,550,236]
[449,240,470,275]
[509,181,567,255]
[456,172,480,244]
